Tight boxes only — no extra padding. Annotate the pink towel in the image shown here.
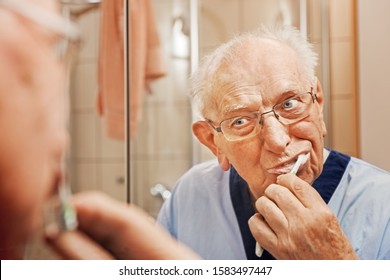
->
[97,0,166,140]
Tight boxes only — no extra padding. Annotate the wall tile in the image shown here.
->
[330,40,355,95]
[131,159,154,207]
[131,100,158,157]
[96,117,126,159]
[155,104,192,157]
[307,0,322,41]
[331,98,358,155]
[70,62,98,110]
[71,113,97,159]
[199,0,240,48]
[329,0,353,39]
[98,162,127,203]
[242,0,299,31]
[71,162,98,192]
[75,9,100,61]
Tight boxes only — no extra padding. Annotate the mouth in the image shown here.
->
[267,153,310,175]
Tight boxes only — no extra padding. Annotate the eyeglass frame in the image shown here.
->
[0,0,80,41]
[206,87,317,141]
[0,0,81,64]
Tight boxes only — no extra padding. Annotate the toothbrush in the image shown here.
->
[255,153,309,257]
[255,241,264,257]
[58,182,78,231]
[290,154,309,175]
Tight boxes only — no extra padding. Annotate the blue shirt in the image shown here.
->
[157,150,390,259]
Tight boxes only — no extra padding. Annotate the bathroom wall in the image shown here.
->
[69,7,127,203]
[357,0,390,171]
[327,0,359,157]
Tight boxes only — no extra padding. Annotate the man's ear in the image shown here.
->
[192,121,219,156]
[192,121,230,171]
[314,77,328,137]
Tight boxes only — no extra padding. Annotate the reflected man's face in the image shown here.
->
[197,38,327,199]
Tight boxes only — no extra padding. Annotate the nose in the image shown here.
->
[260,115,291,154]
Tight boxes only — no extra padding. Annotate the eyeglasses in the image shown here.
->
[0,0,81,62]
[207,87,317,141]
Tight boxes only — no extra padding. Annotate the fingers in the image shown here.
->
[48,191,200,260]
[255,195,288,232]
[257,174,325,224]
[46,228,114,260]
[248,213,278,250]
[251,174,352,259]
[276,173,324,208]
[263,183,305,215]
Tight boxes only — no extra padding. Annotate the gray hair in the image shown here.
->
[189,25,318,119]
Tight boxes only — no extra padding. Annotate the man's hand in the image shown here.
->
[249,173,358,259]
[46,191,200,260]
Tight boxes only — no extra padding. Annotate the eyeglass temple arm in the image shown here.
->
[205,119,222,132]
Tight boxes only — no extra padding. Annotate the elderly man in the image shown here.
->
[157,25,390,260]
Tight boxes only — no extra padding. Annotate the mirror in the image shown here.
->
[129,0,331,217]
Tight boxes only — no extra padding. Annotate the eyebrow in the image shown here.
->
[219,84,305,116]
[222,103,258,115]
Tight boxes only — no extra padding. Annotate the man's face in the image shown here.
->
[0,1,68,248]
[198,39,327,199]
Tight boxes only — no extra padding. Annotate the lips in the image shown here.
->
[267,153,310,175]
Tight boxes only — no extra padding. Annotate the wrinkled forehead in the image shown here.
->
[206,38,308,117]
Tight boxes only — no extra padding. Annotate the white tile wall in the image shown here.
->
[98,162,127,202]
[71,63,98,110]
[71,114,98,159]
[75,9,100,62]
[71,162,98,192]
[69,4,126,201]
[199,0,240,48]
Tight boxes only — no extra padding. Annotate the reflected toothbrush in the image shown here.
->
[290,153,309,175]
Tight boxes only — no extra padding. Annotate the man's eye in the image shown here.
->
[233,118,249,126]
[282,99,299,110]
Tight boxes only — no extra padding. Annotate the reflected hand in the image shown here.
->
[46,191,200,260]
[248,173,358,259]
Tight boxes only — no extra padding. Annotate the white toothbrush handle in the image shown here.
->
[255,242,264,257]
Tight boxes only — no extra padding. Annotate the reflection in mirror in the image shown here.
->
[130,0,193,217]
[129,0,332,218]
